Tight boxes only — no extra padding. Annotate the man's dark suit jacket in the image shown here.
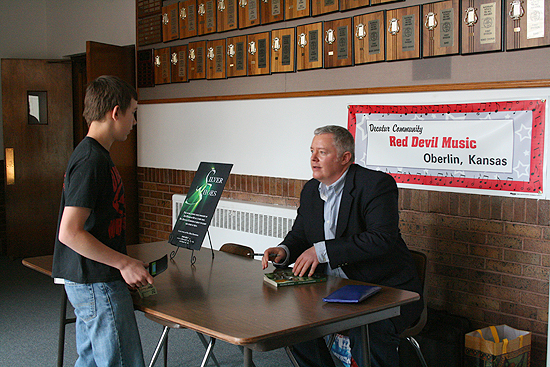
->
[281,163,423,333]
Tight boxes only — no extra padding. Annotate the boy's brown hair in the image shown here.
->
[83,75,138,127]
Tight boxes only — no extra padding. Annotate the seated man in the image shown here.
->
[262,125,423,367]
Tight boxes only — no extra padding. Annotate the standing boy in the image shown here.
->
[52,75,152,366]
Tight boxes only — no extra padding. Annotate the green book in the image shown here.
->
[263,268,327,287]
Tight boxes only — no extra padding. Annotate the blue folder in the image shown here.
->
[323,285,381,303]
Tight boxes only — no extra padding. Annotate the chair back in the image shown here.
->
[400,250,428,338]
[219,243,255,258]
[411,250,427,287]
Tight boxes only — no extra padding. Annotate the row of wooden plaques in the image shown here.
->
[138,0,549,48]
[138,0,550,86]
[138,0,401,46]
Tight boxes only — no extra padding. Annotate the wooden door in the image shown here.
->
[2,59,73,257]
[86,41,139,246]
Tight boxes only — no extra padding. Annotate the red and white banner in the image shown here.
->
[348,100,545,195]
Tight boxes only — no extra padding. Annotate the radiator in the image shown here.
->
[172,194,296,254]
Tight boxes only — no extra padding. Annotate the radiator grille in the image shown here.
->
[210,208,294,238]
[172,195,296,253]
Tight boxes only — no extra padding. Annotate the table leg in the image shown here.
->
[57,287,68,367]
[243,347,253,367]
[200,337,216,367]
[57,286,76,367]
[197,334,221,367]
[360,324,371,367]
[148,327,170,367]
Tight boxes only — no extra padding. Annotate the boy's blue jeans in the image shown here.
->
[64,280,145,367]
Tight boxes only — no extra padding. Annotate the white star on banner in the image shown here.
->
[359,152,367,167]
[357,116,368,141]
[513,160,530,179]
[515,124,532,142]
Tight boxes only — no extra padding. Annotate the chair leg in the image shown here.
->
[284,346,301,367]
[148,326,170,367]
[407,336,428,367]
[326,333,337,348]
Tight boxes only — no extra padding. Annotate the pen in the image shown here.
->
[254,253,280,258]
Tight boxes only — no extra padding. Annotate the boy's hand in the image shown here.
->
[120,256,153,289]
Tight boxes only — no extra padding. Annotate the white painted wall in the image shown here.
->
[44,0,135,58]
[0,0,135,159]
[138,88,550,186]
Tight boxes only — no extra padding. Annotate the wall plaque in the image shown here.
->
[217,0,238,32]
[227,35,248,77]
[262,0,285,25]
[197,0,217,35]
[207,39,227,79]
[162,3,180,42]
[170,45,188,83]
[271,28,295,72]
[340,0,369,11]
[324,18,353,68]
[138,0,162,18]
[296,22,323,70]
[188,41,207,79]
[179,0,198,39]
[371,0,402,5]
[285,0,310,20]
[239,0,261,28]
[354,11,385,64]
[461,0,502,54]
[387,6,421,61]
[137,49,155,88]
[247,32,270,75]
[422,0,460,57]
[154,47,171,84]
[506,0,550,50]
[138,14,162,46]
[312,0,339,16]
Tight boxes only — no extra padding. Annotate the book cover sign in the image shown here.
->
[169,162,233,250]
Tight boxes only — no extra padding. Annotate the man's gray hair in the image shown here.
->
[314,125,355,162]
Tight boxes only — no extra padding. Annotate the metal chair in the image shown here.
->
[322,250,429,367]
[399,249,429,367]
[219,243,255,258]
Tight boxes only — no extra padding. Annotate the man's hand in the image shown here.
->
[262,247,286,269]
[293,246,319,277]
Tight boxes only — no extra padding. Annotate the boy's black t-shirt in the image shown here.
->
[52,137,127,283]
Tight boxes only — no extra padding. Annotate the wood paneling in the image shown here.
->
[2,59,73,257]
[86,41,139,246]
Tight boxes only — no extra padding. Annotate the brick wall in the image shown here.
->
[399,190,549,366]
[138,167,303,243]
[139,166,548,365]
